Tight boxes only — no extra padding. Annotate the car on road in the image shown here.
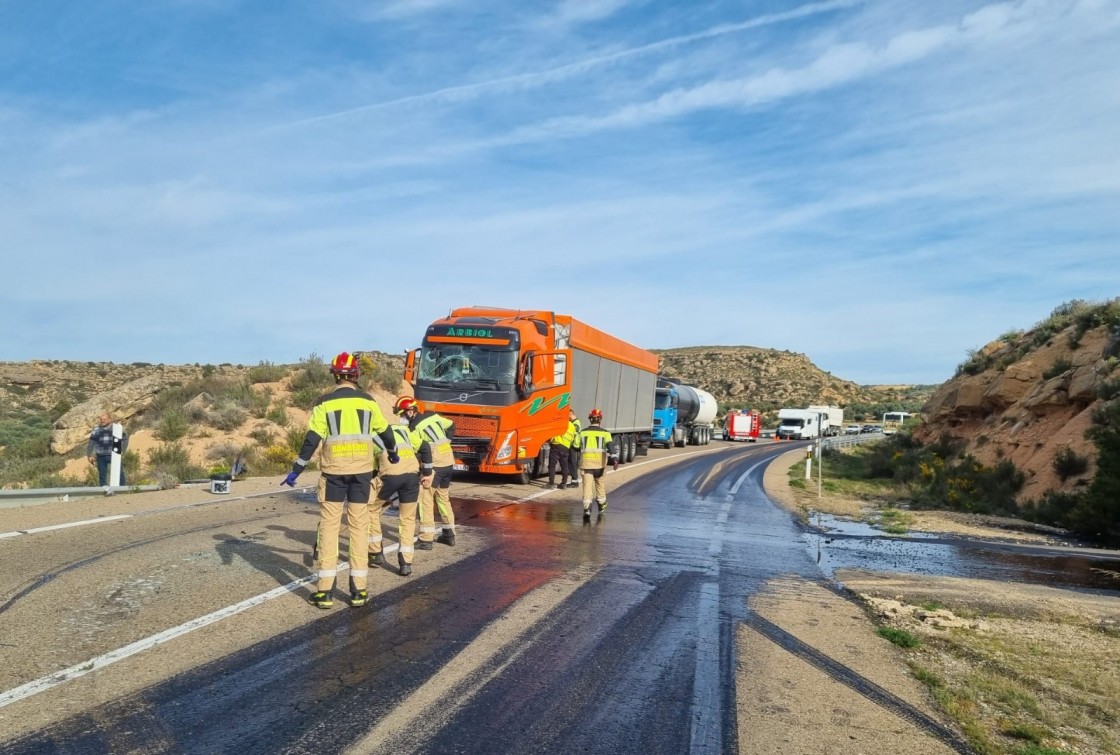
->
[861,424,880,434]
[844,424,861,435]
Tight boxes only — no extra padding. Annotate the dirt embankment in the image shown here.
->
[760,447,1120,755]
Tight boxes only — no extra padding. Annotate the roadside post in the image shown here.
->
[110,422,125,487]
[805,447,812,480]
[815,412,824,499]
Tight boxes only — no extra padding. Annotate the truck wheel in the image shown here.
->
[626,434,636,462]
[517,448,544,485]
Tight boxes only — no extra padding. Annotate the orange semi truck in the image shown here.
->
[403,307,658,483]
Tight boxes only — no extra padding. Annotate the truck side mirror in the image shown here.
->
[403,349,417,383]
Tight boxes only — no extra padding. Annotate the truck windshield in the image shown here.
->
[781,419,806,428]
[654,391,672,410]
[417,344,517,387]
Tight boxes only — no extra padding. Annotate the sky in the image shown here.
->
[1,0,1118,385]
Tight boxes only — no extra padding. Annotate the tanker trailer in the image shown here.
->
[652,378,718,447]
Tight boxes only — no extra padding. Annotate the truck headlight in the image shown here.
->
[495,432,516,461]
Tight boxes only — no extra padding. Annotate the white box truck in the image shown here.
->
[776,408,821,440]
[807,405,844,437]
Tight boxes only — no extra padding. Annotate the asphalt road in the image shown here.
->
[0,443,968,754]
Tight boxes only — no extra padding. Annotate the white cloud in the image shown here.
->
[552,0,634,24]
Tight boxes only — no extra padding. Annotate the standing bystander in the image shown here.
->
[87,413,128,487]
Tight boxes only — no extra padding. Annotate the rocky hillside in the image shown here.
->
[1,345,925,486]
[915,300,1120,502]
[654,346,934,419]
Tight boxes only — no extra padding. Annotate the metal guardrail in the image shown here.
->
[822,432,884,449]
[0,485,162,509]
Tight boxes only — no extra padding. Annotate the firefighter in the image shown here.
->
[567,409,582,489]
[396,396,457,548]
[547,409,578,489]
[282,352,398,609]
[370,412,433,576]
[578,408,619,520]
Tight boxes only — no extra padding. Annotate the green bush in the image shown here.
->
[877,627,921,648]
[0,455,66,488]
[248,427,275,446]
[248,387,272,418]
[1042,357,1073,380]
[207,403,247,432]
[156,409,189,441]
[248,361,288,384]
[266,405,289,425]
[289,353,333,394]
[286,426,306,453]
[1052,446,1089,482]
[1098,378,1120,402]
[289,386,323,410]
[147,443,206,485]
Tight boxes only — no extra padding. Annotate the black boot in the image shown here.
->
[398,553,412,577]
[369,552,384,567]
[437,529,456,546]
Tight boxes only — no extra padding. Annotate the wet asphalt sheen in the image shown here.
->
[5,445,1117,754]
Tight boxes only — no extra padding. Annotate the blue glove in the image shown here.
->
[387,451,400,465]
[281,471,300,487]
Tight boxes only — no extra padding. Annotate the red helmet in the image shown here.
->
[330,352,360,378]
[588,408,603,421]
[394,396,423,415]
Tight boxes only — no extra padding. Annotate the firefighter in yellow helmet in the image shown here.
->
[577,408,619,521]
[282,352,398,609]
[395,396,458,548]
[368,404,434,576]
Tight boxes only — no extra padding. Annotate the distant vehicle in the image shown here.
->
[807,405,844,437]
[881,411,911,436]
[844,424,861,435]
[726,410,761,442]
[861,424,880,434]
[776,408,821,440]
[652,378,718,447]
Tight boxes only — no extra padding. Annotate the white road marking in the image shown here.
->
[0,529,430,711]
[23,515,133,534]
[0,488,309,541]
[0,448,766,708]
[0,572,316,709]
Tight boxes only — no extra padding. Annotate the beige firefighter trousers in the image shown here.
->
[314,497,370,593]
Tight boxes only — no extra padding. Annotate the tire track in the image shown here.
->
[744,612,973,754]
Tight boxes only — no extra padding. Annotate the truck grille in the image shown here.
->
[450,437,491,464]
[449,414,499,438]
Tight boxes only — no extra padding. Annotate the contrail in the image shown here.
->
[278,0,864,129]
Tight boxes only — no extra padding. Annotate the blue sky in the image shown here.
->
[2,0,1117,385]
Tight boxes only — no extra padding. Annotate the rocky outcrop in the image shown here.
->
[50,375,169,454]
[915,319,1117,502]
[654,346,934,415]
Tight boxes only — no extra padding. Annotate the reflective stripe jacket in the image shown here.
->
[376,424,433,476]
[578,425,617,471]
[294,384,395,475]
[551,420,578,449]
[570,418,582,450]
[410,411,455,468]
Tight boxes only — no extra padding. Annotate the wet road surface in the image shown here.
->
[3,445,1115,753]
